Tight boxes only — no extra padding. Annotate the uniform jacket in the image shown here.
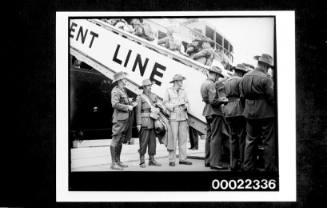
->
[111,86,131,123]
[240,68,275,119]
[223,76,244,117]
[136,92,158,129]
[192,48,215,66]
[163,87,189,121]
[200,78,225,117]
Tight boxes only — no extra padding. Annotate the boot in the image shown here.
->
[110,146,123,170]
[116,145,128,168]
[149,155,161,166]
[140,155,146,168]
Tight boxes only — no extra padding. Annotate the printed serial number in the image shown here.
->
[211,179,277,190]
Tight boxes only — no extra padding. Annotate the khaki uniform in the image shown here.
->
[240,68,276,172]
[163,87,189,162]
[192,48,215,66]
[111,86,132,147]
[201,78,230,167]
[136,92,158,157]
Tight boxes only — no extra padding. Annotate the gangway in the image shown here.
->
[69,18,215,135]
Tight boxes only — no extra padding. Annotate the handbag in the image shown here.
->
[141,94,165,134]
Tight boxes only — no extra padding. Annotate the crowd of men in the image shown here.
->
[108,52,277,173]
[104,18,220,68]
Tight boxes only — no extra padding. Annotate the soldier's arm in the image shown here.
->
[192,49,208,60]
[238,80,245,106]
[111,90,130,111]
[200,82,209,103]
[208,83,225,106]
[264,77,274,104]
[206,51,215,66]
[136,96,142,126]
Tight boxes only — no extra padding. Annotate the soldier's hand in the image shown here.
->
[128,105,134,111]
[137,125,141,132]
[218,97,228,103]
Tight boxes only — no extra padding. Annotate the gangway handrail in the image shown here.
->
[88,19,212,75]
[70,46,208,135]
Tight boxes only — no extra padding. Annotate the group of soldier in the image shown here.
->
[109,53,277,173]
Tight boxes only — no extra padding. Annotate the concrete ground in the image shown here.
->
[71,137,218,172]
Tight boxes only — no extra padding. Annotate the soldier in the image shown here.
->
[200,63,230,170]
[136,79,162,168]
[192,38,215,66]
[186,37,202,58]
[223,64,248,171]
[110,71,136,170]
[163,74,192,166]
[240,54,276,172]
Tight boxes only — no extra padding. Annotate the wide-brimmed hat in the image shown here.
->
[208,65,224,77]
[208,60,225,77]
[113,71,127,83]
[139,79,153,89]
[233,64,248,73]
[170,74,186,83]
[254,53,274,67]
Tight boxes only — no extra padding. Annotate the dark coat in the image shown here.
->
[136,92,158,129]
[223,76,244,117]
[111,86,131,123]
[200,78,225,117]
[240,68,275,119]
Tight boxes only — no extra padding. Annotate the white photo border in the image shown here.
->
[56,11,296,202]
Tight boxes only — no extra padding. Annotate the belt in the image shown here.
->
[227,96,240,102]
[141,112,151,117]
[141,110,151,113]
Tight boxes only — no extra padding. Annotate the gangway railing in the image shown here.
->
[88,19,211,74]
[70,19,209,135]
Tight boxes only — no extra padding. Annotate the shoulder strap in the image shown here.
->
[141,94,155,108]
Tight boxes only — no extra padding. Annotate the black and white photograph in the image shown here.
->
[5,0,327,206]
[56,11,296,202]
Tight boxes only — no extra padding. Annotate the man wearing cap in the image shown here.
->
[200,64,230,170]
[136,79,162,168]
[240,54,276,172]
[192,38,215,66]
[110,71,136,170]
[163,74,192,166]
[223,64,248,171]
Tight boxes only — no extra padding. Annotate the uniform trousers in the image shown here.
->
[205,115,228,167]
[243,118,276,172]
[110,120,129,147]
[168,120,189,162]
[226,116,246,170]
[138,128,156,156]
[189,127,199,149]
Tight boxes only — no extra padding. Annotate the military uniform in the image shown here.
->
[223,75,246,170]
[240,67,276,172]
[136,92,160,166]
[189,127,199,149]
[164,75,192,166]
[110,85,132,169]
[192,39,215,66]
[201,77,230,168]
